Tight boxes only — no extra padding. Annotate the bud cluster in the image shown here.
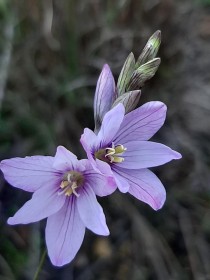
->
[114,30,161,114]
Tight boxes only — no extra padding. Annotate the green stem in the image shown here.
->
[33,249,47,280]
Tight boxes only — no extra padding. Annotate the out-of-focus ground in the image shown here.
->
[0,0,210,279]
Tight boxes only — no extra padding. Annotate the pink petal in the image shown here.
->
[114,101,167,144]
[0,156,59,192]
[53,146,78,171]
[46,197,85,267]
[8,184,65,225]
[77,184,109,236]
[97,103,125,147]
[118,141,182,169]
[94,64,116,132]
[114,167,166,210]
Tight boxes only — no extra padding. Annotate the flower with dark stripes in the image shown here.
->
[0,146,115,266]
[81,102,181,210]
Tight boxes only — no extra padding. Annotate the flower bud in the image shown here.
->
[127,58,160,90]
[94,64,116,132]
[117,52,135,96]
[112,90,141,114]
[136,30,161,68]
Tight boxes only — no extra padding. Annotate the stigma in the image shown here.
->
[58,171,84,197]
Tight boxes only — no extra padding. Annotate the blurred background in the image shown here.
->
[0,0,210,279]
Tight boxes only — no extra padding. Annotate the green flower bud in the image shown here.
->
[112,90,141,114]
[135,30,161,68]
[117,52,135,97]
[127,58,161,90]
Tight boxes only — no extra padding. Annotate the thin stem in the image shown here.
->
[33,249,47,280]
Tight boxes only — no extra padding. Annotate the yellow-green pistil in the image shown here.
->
[58,171,84,197]
[95,143,127,164]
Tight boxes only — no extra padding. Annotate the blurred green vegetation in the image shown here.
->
[195,0,210,6]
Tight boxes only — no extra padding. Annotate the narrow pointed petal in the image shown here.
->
[77,184,109,236]
[53,146,78,171]
[112,170,130,193]
[97,103,125,146]
[46,197,85,267]
[8,184,65,225]
[0,156,59,192]
[119,141,182,169]
[114,101,167,144]
[94,64,116,132]
[114,167,166,210]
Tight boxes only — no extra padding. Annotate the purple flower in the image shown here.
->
[81,102,182,210]
[0,146,116,266]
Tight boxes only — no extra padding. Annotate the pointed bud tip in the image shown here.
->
[152,57,161,66]
[103,64,111,70]
[154,30,161,35]
[151,30,161,39]
[135,31,161,68]
[129,52,135,58]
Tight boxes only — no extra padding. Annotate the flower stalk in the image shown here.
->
[33,249,47,280]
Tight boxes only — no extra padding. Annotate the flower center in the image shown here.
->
[58,171,84,197]
[94,143,127,164]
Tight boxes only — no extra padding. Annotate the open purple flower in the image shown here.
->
[0,146,116,266]
[81,102,182,210]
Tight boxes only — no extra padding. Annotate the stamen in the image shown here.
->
[60,181,69,189]
[58,187,69,196]
[58,171,83,197]
[109,155,115,163]
[115,144,127,154]
[95,143,127,164]
[105,148,115,157]
[105,143,127,163]
[112,156,124,163]
[71,182,80,197]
